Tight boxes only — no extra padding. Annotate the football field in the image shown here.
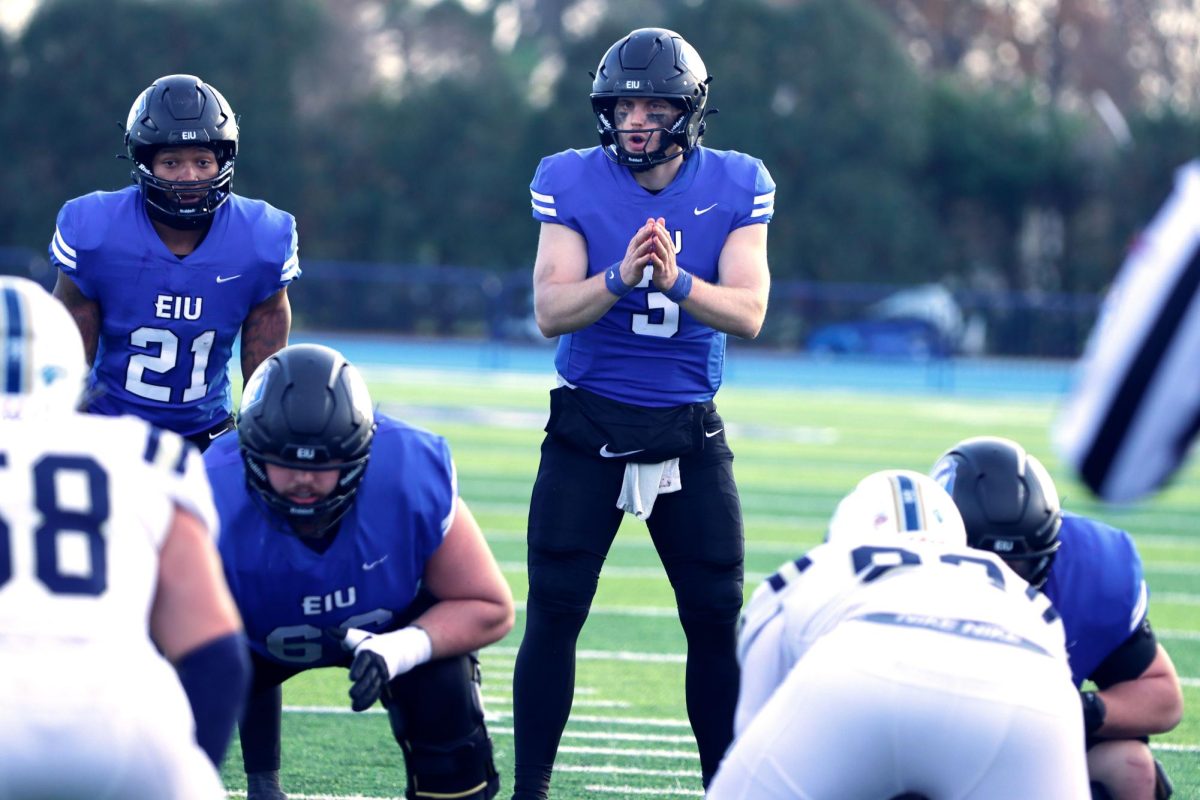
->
[219,358,1200,798]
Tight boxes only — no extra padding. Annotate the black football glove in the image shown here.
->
[348,648,390,712]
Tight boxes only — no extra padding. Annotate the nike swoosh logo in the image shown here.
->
[363,555,389,570]
[599,444,645,458]
[208,429,229,440]
[705,428,724,438]
[694,203,718,216]
[215,274,242,283]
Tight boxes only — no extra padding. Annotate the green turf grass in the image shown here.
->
[219,366,1200,798]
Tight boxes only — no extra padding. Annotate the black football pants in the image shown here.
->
[512,420,744,796]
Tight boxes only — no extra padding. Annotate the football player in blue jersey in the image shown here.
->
[934,437,1183,800]
[50,74,298,452]
[204,344,514,800]
[512,27,774,798]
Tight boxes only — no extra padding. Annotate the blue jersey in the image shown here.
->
[204,414,454,669]
[1044,512,1148,686]
[49,186,300,435]
[530,147,775,406]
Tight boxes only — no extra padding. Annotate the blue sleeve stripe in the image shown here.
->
[174,443,191,475]
[767,554,812,592]
[3,286,27,394]
[143,426,162,465]
[51,227,77,270]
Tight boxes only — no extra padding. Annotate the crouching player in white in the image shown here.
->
[707,470,1089,800]
[0,277,249,799]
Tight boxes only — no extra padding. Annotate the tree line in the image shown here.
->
[2,0,1198,350]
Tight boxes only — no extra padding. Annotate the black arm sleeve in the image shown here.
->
[176,632,251,767]
[1090,617,1160,690]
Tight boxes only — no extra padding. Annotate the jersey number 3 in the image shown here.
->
[0,453,109,596]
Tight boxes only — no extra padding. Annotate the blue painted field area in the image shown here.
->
[293,330,1077,400]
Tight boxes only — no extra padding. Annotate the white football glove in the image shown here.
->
[339,626,432,711]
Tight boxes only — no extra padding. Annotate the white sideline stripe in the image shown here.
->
[283,696,632,716]
[558,745,698,760]
[1153,593,1200,605]
[226,794,385,799]
[1144,562,1200,574]
[559,764,696,777]
[487,726,694,744]
[485,527,1200,553]
[485,697,631,709]
[485,644,686,663]
[586,787,702,797]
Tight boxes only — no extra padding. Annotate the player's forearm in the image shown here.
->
[679,278,767,339]
[415,598,515,659]
[1094,677,1184,737]
[533,275,618,337]
[240,293,291,383]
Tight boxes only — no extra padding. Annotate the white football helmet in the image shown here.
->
[826,469,967,547]
[0,276,87,419]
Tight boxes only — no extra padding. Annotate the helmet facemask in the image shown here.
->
[123,74,239,229]
[592,96,700,171]
[242,448,371,540]
[132,144,235,230]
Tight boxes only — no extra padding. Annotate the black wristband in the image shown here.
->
[1081,690,1107,735]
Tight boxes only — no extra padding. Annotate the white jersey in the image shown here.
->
[0,413,217,648]
[1055,159,1200,502]
[0,413,224,800]
[709,535,1089,800]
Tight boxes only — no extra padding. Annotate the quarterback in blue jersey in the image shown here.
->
[50,74,297,451]
[204,344,514,800]
[512,28,773,798]
[934,437,1183,800]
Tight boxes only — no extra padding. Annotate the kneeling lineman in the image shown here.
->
[708,470,1089,800]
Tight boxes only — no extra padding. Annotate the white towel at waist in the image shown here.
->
[616,459,682,520]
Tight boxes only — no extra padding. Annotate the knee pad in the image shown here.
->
[669,560,744,627]
[400,723,499,800]
[526,548,603,615]
[387,655,499,800]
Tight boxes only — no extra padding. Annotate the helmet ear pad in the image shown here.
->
[237,344,377,538]
[931,436,1063,587]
